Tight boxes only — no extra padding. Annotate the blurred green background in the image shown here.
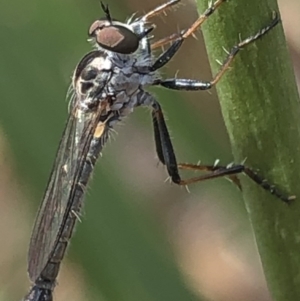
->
[0,0,299,301]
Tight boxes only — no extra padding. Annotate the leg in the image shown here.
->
[135,27,184,71]
[150,97,293,203]
[98,1,178,59]
[154,11,280,91]
[151,0,226,50]
[140,0,181,22]
[141,0,225,72]
[131,0,181,29]
[143,0,226,71]
[150,37,184,71]
[152,101,181,183]
[178,163,295,203]
[148,0,226,71]
[131,0,182,61]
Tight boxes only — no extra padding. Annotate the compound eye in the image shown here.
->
[89,21,139,54]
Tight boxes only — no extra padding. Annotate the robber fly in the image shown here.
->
[22,1,289,300]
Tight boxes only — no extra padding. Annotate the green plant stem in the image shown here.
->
[196,0,300,300]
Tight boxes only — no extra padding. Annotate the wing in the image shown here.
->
[27,95,106,282]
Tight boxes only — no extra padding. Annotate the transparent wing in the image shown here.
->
[27,97,105,282]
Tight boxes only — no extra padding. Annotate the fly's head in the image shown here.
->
[71,3,156,112]
[88,2,154,55]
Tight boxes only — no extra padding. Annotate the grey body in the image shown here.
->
[24,15,158,301]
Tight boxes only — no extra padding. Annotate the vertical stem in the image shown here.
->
[196,0,300,300]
